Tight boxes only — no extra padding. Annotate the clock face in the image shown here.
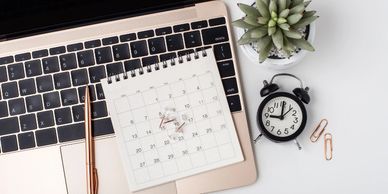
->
[257,92,307,142]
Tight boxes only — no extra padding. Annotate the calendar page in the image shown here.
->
[101,49,243,191]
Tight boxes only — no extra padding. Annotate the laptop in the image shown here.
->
[0,0,257,193]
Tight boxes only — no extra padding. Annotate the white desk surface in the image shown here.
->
[217,0,388,194]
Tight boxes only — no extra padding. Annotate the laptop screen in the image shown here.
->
[0,0,201,40]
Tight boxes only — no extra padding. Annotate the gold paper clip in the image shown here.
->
[310,119,328,142]
[324,133,333,161]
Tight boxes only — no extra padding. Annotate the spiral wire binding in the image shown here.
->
[107,49,208,84]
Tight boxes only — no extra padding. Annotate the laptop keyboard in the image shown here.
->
[0,17,243,154]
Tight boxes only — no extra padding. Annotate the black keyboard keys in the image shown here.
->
[36,75,54,92]
[0,101,8,118]
[138,30,154,39]
[8,63,25,80]
[15,53,31,62]
[67,43,83,52]
[1,135,18,152]
[202,26,229,45]
[130,40,149,58]
[0,56,14,65]
[112,44,131,61]
[166,34,184,51]
[184,31,202,48]
[36,128,57,146]
[96,84,105,100]
[61,88,78,106]
[213,43,232,61]
[72,105,85,122]
[107,62,124,76]
[1,81,19,99]
[9,98,26,115]
[78,86,96,102]
[191,20,208,29]
[0,66,7,82]
[19,78,36,96]
[124,59,141,71]
[120,33,136,42]
[49,46,66,55]
[71,69,89,86]
[58,123,85,142]
[26,95,43,112]
[222,77,239,95]
[55,107,72,125]
[155,27,172,36]
[24,60,42,77]
[95,47,113,64]
[20,114,37,131]
[77,50,95,67]
[92,101,108,119]
[37,110,55,128]
[102,36,119,45]
[32,49,49,58]
[209,17,226,26]
[42,56,60,74]
[173,23,190,32]
[84,40,101,49]
[43,92,61,109]
[142,56,159,66]
[227,95,242,112]
[160,53,177,62]
[60,53,77,70]
[148,37,166,55]
[89,66,106,83]
[54,72,71,89]
[18,132,36,149]
[92,118,114,136]
[0,117,19,136]
[217,60,235,77]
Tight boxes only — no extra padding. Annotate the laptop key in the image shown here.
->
[60,53,77,70]
[26,95,43,112]
[202,26,229,45]
[9,98,26,115]
[217,60,235,78]
[107,62,124,76]
[54,72,71,89]
[184,31,202,48]
[177,49,194,57]
[160,52,177,62]
[36,128,57,146]
[148,37,166,55]
[42,56,60,74]
[0,101,8,118]
[67,43,84,52]
[36,75,54,92]
[58,122,85,142]
[213,43,232,61]
[85,39,101,49]
[191,20,208,29]
[155,27,172,36]
[8,63,25,80]
[120,33,137,42]
[0,66,7,82]
[43,91,61,109]
[209,17,226,26]
[96,84,105,100]
[77,50,95,67]
[227,95,242,112]
[95,47,113,64]
[15,53,31,62]
[78,86,96,102]
[102,36,119,45]
[0,56,14,65]
[142,56,159,67]
[37,110,55,128]
[71,69,89,86]
[1,135,18,152]
[0,117,19,136]
[92,101,108,119]
[55,107,72,125]
[20,113,37,131]
[173,23,190,32]
[130,40,149,58]
[2,81,19,99]
[18,132,36,149]
[61,88,79,106]
[124,59,141,71]
[92,118,114,137]
[19,78,36,96]
[89,66,106,83]
[113,44,131,61]
[166,34,184,51]
[32,49,49,58]
[72,105,85,122]
[138,30,154,39]
[49,46,66,55]
[25,60,43,77]
[222,77,239,95]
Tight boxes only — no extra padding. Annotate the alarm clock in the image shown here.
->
[255,73,310,149]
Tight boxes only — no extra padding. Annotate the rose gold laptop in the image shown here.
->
[0,0,257,193]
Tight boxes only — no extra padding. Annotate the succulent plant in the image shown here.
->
[233,0,318,62]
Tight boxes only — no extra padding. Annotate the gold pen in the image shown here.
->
[85,86,99,194]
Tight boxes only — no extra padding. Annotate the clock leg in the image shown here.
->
[294,139,302,150]
[253,134,263,143]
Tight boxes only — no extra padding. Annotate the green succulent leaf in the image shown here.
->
[287,14,303,25]
[303,10,317,18]
[291,0,303,7]
[272,29,284,49]
[257,17,270,24]
[250,27,268,38]
[279,23,290,31]
[261,0,270,6]
[268,19,276,27]
[304,0,312,7]
[279,9,290,18]
[278,0,287,12]
[283,29,302,39]
[283,36,295,54]
[257,35,272,51]
[269,0,277,13]
[256,0,270,18]
[277,17,287,24]
[237,34,258,45]
[271,11,277,19]
[289,38,315,51]
[293,15,318,29]
[286,0,292,8]
[232,19,257,29]
[259,41,273,63]
[238,3,260,18]
[243,16,260,26]
[268,26,277,36]
[289,4,305,14]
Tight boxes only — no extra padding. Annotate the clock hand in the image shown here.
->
[280,101,285,120]
[269,115,282,119]
[282,107,293,118]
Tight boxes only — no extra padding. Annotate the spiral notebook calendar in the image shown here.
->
[101,49,244,191]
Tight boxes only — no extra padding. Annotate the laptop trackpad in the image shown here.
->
[0,146,67,194]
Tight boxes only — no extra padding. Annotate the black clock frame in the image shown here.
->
[257,92,307,142]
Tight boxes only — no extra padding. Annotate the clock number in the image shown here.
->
[293,117,299,123]
[277,130,281,135]
[264,113,269,118]
[271,126,275,132]
[292,110,297,116]
[284,128,289,135]
[267,107,275,113]
[265,120,270,126]
[274,102,279,108]
[290,124,295,130]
